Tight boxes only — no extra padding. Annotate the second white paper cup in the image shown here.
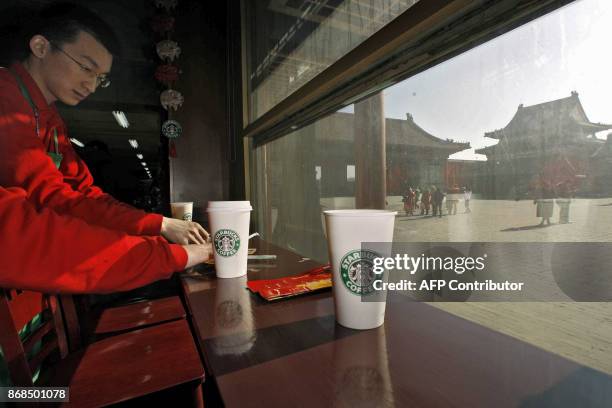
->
[207,201,252,278]
[324,209,396,330]
[171,202,193,221]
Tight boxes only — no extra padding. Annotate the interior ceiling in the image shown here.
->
[58,104,161,171]
[1,0,162,179]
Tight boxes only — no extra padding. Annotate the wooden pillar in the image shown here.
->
[271,127,327,261]
[354,92,386,209]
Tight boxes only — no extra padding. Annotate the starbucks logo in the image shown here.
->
[182,212,192,221]
[340,249,381,296]
[161,119,182,139]
[214,229,241,257]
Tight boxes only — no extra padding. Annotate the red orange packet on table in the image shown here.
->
[247,264,332,301]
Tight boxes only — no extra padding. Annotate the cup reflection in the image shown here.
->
[210,275,256,356]
[332,325,394,407]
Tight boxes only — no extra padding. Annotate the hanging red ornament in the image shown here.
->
[150,15,175,33]
[162,119,182,158]
[169,140,177,158]
[154,64,180,85]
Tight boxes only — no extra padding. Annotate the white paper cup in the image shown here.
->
[171,202,193,221]
[324,210,396,330]
[207,201,252,278]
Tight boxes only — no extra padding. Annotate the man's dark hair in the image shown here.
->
[15,2,120,62]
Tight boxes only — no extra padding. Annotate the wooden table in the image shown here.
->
[181,239,612,407]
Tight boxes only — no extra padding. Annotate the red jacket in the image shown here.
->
[0,186,187,293]
[0,62,162,235]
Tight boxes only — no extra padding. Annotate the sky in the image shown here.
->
[339,0,612,160]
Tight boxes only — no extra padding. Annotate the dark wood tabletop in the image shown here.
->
[180,239,612,408]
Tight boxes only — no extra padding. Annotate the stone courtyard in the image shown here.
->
[392,197,612,242]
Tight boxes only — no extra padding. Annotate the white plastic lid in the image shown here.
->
[323,209,397,217]
[207,201,252,211]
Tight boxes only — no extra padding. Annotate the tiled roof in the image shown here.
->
[316,111,470,153]
[483,92,612,139]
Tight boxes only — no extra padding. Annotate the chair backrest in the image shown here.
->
[0,289,68,386]
[58,295,82,352]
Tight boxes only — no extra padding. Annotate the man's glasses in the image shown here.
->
[50,42,111,88]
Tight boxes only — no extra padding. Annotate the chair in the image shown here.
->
[61,277,187,351]
[0,288,205,407]
[69,294,186,345]
[0,290,68,386]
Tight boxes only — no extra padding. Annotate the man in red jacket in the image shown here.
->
[0,186,212,294]
[0,3,209,245]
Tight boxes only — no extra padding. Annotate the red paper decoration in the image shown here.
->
[150,15,175,33]
[150,0,182,159]
[169,140,177,158]
[154,64,180,84]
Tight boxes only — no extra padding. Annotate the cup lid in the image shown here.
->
[207,201,252,211]
[323,209,397,217]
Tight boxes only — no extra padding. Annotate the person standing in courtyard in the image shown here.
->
[445,188,453,215]
[555,181,573,224]
[421,188,431,215]
[445,186,459,215]
[463,186,472,213]
[432,186,445,218]
[533,178,555,226]
[403,187,416,215]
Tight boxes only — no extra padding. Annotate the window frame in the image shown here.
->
[239,0,575,148]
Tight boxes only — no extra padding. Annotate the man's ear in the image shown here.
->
[29,35,50,59]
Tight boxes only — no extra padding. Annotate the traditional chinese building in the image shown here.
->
[476,92,612,198]
[314,112,470,196]
[589,133,612,196]
[446,159,486,193]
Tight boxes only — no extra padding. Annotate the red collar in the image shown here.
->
[9,62,54,112]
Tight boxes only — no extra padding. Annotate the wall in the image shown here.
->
[170,1,230,223]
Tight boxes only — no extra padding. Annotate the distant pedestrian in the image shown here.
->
[402,187,416,215]
[432,186,445,218]
[533,179,554,226]
[446,186,459,215]
[555,181,573,224]
[463,187,472,213]
[421,189,431,215]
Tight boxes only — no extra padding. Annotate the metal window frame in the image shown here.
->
[239,0,575,147]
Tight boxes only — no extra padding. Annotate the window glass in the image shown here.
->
[242,0,419,123]
[250,0,612,371]
[253,0,612,256]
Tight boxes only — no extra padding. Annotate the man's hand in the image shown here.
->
[161,216,210,244]
[183,242,214,268]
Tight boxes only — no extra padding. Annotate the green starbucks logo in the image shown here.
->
[214,229,241,257]
[340,249,381,296]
